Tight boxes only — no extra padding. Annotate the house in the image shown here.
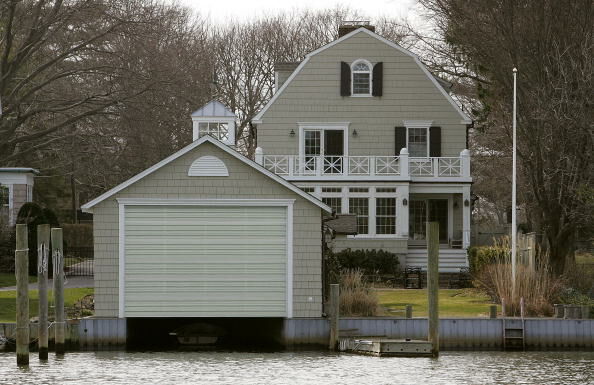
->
[0,168,39,226]
[82,23,472,323]
[81,106,331,318]
[252,24,472,272]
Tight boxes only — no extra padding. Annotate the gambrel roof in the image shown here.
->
[252,27,471,124]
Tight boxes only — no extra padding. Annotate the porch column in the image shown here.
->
[462,185,471,249]
[398,185,409,238]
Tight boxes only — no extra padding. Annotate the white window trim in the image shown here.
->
[117,198,294,319]
[191,117,236,145]
[345,186,404,239]
[298,123,349,160]
[351,59,373,97]
[404,120,433,158]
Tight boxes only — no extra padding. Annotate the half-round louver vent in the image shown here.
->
[188,156,229,177]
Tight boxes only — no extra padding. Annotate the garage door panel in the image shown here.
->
[124,205,288,317]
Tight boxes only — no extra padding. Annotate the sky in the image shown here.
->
[176,0,422,24]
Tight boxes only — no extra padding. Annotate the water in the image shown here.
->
[1,350,594,384]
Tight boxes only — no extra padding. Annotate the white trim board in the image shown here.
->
[81,136,331,214]
[118,199,295,318]
[252,27,472,124]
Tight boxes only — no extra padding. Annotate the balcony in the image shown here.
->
[256,148,471,181]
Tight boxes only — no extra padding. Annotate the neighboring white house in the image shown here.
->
[0,168,39,226]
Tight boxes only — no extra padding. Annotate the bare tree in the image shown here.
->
[418,0,594,274]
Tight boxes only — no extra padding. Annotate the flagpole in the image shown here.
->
[511,67,518,296]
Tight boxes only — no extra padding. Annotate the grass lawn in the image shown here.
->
[0,287,93,323]
[0,273,36,288]
[377,288,499,318]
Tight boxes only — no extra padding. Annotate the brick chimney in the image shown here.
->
[338,21,375,38]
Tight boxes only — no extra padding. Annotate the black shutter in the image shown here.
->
[372,62,383,96]
[395,126,407,155]
[429,126,442,157]
[340,61,351,96]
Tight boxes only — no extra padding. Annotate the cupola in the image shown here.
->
[190,100,236,145]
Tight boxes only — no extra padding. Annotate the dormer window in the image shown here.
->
[351,60,372,95]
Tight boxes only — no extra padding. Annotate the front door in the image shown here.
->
[409,199,448,244]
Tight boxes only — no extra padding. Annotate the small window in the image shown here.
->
[300,187,315,193]
[376,187,397,193]
[408,127,428,157]
[322,197,342,215]
[349,197,369,235]
[198,122,229,142]
[376,198,396,235]
[349,187,369,193]
[322,187,342,193]
[352,60,372,95]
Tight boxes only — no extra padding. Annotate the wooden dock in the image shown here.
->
[339,337,433,357]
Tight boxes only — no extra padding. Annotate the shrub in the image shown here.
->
[467,243,510,275]
[339,269,379,316]
[328,248,401,282]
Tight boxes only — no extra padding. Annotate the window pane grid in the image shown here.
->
[376,197,396,235]
[353,73,370,94]
[322,197,342,214]
[349,197,369,235]
[198,122,229,141]
[409,127,428,157]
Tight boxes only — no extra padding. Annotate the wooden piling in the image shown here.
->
[329,283,339,351]
[37,224,50,360]
[405,304,413,319]
[15,224,29,366]
[489,305,498,319]
[51,228,65,355]
[426,221,439,357]
[520,297,525,319]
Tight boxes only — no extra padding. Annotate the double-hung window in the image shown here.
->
[349,197,369,235]
[351,60,372,95]
[321,187,342,216]
[376,197,396,235]
[0,185,9,224]
[408,127,428,157]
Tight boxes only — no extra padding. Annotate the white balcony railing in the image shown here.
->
[409,157,463,177]
[262,155,401,177]
[256,148,471,179]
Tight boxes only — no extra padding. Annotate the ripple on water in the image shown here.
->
[1,351,594,385]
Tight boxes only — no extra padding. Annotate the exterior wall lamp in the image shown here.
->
[352,129,358,137]
[403,198,408,206]
[464,199,470,207]
[289,129,295,137]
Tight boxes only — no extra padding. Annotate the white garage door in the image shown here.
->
[123,205,288,317]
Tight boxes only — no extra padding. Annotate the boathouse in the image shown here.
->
[82,104,330,323]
